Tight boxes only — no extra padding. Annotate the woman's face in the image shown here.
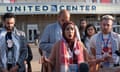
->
[64,24,75,40]
[87,26,96,36]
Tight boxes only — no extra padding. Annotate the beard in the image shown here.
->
[103,30,111,34]
[5,26,14,31]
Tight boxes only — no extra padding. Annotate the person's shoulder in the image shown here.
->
[46,22,58,28]
[91,32,99,39]
[112,32,119,35]
[111,32,120,38]
[19,30,25,36]
[54,40,61,46]
[77,40,86,48]
[0,28,7,34]
[15,28,25,37]
[52,40,61,50]
[89,32,100,43]
[0,28,2,33]
[0,28,3,33]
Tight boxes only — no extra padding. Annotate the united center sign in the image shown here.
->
[0,3,120,15]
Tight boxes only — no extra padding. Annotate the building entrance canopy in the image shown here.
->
[0,2,120,15]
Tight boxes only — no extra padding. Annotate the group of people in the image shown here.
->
[39,9,120,72]
[0,9,120,72]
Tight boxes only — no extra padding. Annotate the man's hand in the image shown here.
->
[39,56,46,64]
[24,60,27,64]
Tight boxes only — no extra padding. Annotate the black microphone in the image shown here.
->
[79,62,89,72]
[115,50,120,56]
[114,50,120,67]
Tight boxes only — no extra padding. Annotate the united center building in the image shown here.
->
[0,1,120,42]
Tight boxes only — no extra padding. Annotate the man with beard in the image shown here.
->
[0,13,27,72]
[90,15,120,72]
[39,9,80,57]
[79,19,87,42]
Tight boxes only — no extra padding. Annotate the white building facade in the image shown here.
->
[0,0,120,42]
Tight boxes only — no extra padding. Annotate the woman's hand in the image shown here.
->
[88,58,96,64]
[39,56,49,64]
[96,58,104,64]
[103,55,113,62]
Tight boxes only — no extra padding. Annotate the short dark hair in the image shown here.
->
[80,18,87,24]
[2,13,15,21]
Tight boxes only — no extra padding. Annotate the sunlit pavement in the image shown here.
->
[29,43,41,72]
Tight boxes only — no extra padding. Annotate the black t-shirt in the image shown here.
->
[6,32,14,64]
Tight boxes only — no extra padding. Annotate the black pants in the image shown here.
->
[7,64,26,72]
[7,64,12,70]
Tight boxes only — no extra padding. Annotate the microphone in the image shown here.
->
[115,50,120,56]
[79,62,89,72]
[114,50,120,67]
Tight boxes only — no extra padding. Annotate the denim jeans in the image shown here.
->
[68,64,78,72]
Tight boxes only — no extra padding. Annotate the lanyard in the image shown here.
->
[102,33,111,48]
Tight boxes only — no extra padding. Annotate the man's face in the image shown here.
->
[58,12,70,26]
[4,17,15,31]
[101,19,113,34]
[80,20,87,30]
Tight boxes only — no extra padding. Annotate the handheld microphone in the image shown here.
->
[115,50,120,56]
[79,62,89,72]
[114,50,120,67]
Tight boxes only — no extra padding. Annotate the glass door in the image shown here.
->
[27,24,38,42]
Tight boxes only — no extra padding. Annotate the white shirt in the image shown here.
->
[84,37,91,54]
